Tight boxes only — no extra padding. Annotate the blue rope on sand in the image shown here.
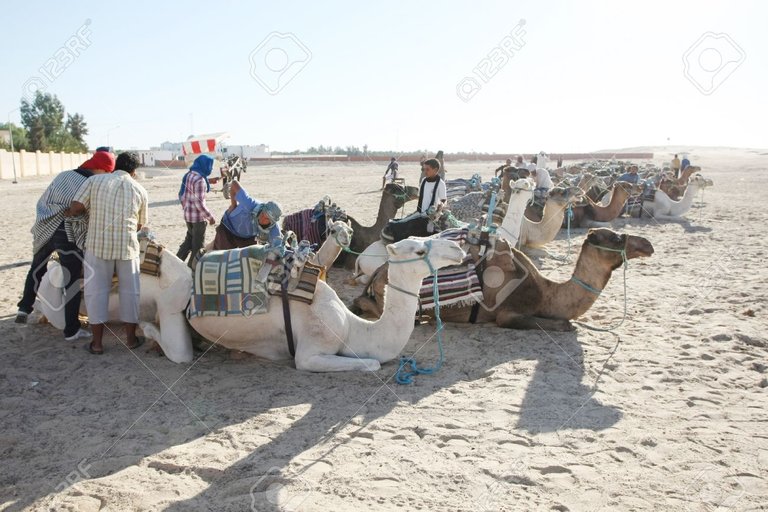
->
[392,241,445,385]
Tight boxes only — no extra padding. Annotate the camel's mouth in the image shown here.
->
[627,237,654,259]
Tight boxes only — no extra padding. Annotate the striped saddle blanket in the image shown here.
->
[139,239,163,277]
[282,208,327,246]
[418,264,483,310]
[188,245,322,318]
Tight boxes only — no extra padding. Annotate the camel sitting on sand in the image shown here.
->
[351,179,534,284]
[34,221,355,363]
[569,181,644,228]
[352,228,654,331]
[338,183,419,269]
[189,237,464,372]
[640,174,713,219]
[518,186,584,249]
[659,166,702,200]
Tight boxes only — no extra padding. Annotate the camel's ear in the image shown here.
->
[386,244,398,257]
[586,229,599,245]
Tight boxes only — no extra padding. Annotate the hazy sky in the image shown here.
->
[2,0,765,152]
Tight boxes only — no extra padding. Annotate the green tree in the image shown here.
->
[0,122,29,151]
[65,113,88,151]
[20,91,89,152]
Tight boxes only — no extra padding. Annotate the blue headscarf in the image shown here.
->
[179,155,214,198]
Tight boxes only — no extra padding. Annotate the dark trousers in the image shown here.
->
[211,223,258,251]
[18,226,83,337]
[177,221,208,268]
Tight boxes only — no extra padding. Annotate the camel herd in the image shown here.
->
[32,160,710,373]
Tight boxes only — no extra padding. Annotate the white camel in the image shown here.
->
[189,237,464,372]
[642,174,713,218]
[34,221,355,364]
[36,250,195,363]
[351,179,534,284]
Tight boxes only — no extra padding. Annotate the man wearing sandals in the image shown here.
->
[66,152,148,355]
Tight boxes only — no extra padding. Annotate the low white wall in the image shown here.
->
[0,150,89,180]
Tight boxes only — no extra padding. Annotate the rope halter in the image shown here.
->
[387,240,445,384]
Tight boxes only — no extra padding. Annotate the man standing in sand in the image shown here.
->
[382,157,399,189]
[681,154,691,173]
[671,154,681,178]
[66,152,149,355]
[15,150,115,341]
[495,159,513,178]
[176,155,216,268]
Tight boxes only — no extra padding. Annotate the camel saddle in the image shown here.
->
[381,212,431,243]
[187,243,321,319]
[139,238,164,277]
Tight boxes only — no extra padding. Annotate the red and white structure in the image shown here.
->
[181,132,229,163]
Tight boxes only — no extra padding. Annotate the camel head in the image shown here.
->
[548,186,585,205]
[510,178,535,194]
[689,174,714,188]
[386,238,465,283]
[615,181,644,197]
[584,228,654,269]
[384,183,419,206]
[327,220,353,249]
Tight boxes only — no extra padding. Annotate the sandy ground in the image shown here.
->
[0,147,767,511]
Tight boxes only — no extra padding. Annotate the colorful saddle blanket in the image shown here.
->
[188,245,322,318]
[282,208,327,246]
[419,264,483,310]
[139,239,164,277]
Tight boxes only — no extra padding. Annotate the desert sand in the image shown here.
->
[1,147,766,511]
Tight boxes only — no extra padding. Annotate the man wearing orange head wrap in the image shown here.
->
[16,150,115,342]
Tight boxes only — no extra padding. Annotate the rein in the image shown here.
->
[572,239,629,332]
[386,240,446,385]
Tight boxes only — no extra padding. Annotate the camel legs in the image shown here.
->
[296,353,381,372]
[495,310,574,331]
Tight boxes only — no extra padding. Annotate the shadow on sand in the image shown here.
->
[3,309,620,511]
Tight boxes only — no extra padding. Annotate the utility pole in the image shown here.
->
[7,112,18,184]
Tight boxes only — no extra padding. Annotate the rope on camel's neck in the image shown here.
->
[572,241,629,333]
[388,240,446,385]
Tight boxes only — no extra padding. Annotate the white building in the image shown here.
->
[222,144,270,159]
[159,141,183,152]
[137,149,180,167]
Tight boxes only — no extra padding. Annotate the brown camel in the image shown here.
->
[568,181,643,227]
[351,228,654,331]
[660,166,701,200]
[337,183,419,268]
[519,186,583,248]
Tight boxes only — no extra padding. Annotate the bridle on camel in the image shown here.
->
[570,235,629,333]
[385,240,446,385]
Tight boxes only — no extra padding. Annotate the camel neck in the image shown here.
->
[542,245,613,319]
[344,271,423,362]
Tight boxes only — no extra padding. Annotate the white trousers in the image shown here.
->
[84,251,140,324]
